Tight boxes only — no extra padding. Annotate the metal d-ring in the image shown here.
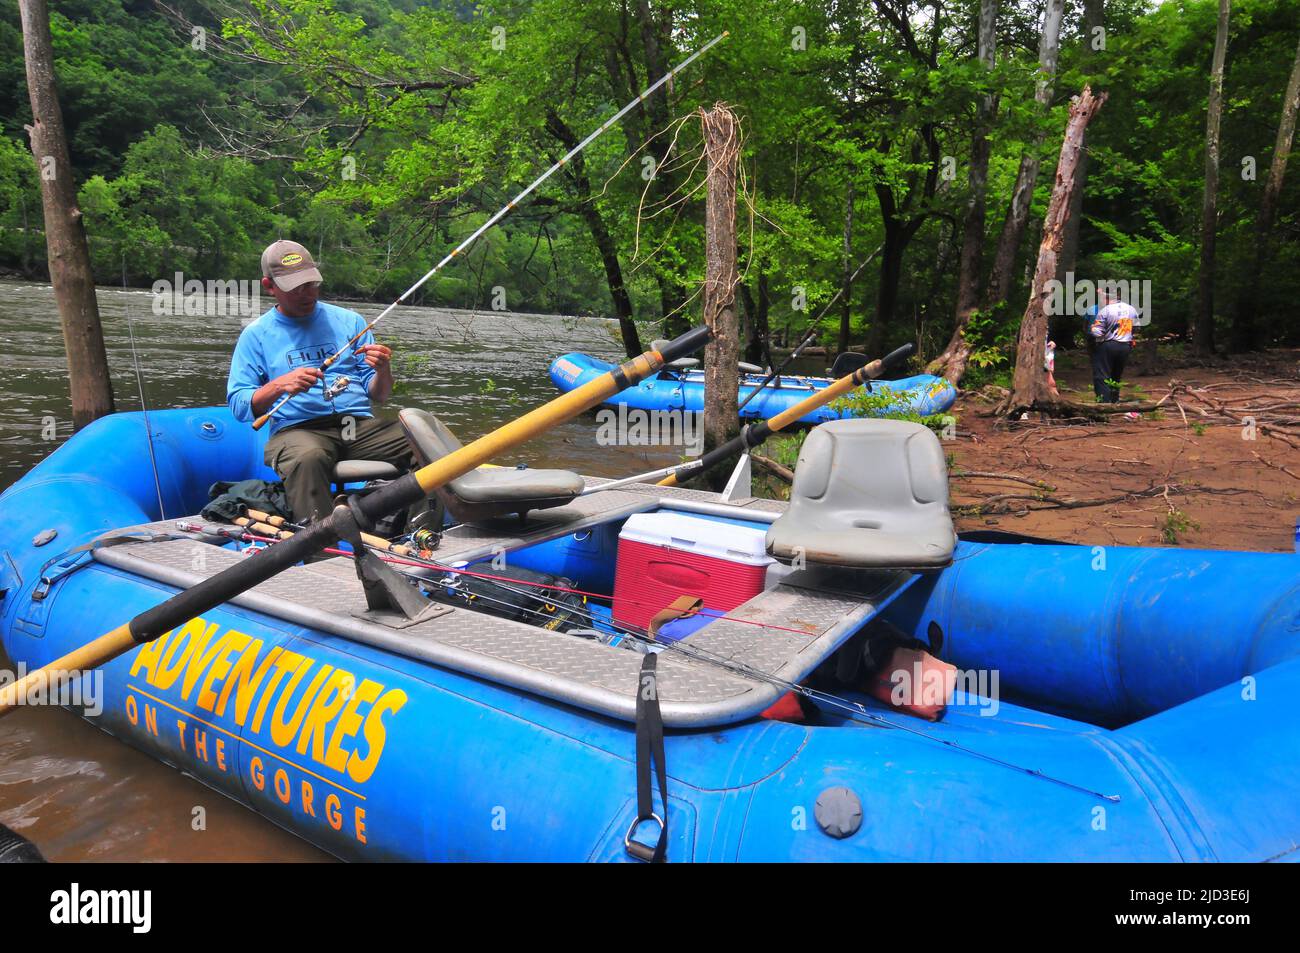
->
[623,813,665,861]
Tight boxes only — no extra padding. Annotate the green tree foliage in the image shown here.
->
[1,0,1297,356]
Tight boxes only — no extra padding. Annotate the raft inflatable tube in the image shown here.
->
[548,352,957,424]
[2,408,1298,862]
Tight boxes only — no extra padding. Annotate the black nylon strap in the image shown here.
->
[34,532,183,601]
[628,651,669,863]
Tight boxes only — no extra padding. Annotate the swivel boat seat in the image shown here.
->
[650,338,700,377]
[765,418,957,570]
[651,338,763,376]
[331,459,403,497]
[397,408,585,524]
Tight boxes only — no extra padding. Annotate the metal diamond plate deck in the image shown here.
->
[97,485,904,728]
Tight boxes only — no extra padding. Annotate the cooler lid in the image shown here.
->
[619,511,774,566]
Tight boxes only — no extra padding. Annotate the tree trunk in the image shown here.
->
[1232,31,1300,352]
[700,104,741,491]
[582,204,642,357]
[546,108,642,357]
[738,273,771,366]
[867,219,906,359]
[928,0,999,383]
[1196,0,1231,357]
[756,273,773,371]
[19,0,115,429]
[920,218,960,362]
[1000,87,1107,418]
[986,0,1065,309]
[1055,0,1104,314]
[659,280,689,339]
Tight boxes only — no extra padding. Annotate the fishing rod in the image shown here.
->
[252,31,731,432]
[0,324,714,719]
[656,341,914,488]
[415,563,1120,802]
[736,242,885,415]
[211,521,1118,803]
[579,341,913,495]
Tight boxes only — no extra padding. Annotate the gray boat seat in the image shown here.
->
[738,361,763,375]
[333,460,403,483]
[766,419,956,569]
[331,459,404,497]
[398,408,585,522]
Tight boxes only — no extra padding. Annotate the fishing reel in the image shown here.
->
[411,527,442,556]
[324,375,351,401]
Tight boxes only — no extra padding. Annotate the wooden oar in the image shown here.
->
[0,326,711,717]
[657,343,914,487]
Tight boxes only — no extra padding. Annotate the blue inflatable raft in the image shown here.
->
[1,407,1298,862]
[548,352,958,424]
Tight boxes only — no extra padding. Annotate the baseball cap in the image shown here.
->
[261,240,323,291]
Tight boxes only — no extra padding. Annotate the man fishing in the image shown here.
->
[1088,288,1138,404]
[227,240,414,524]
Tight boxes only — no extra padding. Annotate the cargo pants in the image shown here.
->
[264,413,416,524]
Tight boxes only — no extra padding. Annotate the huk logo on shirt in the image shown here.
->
[285,343,334,369]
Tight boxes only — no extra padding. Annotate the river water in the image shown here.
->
[0,279,686,861]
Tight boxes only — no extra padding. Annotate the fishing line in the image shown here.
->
[205,521,1119,802]
[736,243,885,414]
[255,31,731,430]
[417,552,1121,802]
[123,267,166,520]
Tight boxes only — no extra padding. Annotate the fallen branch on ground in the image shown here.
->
[952,481,1246,517]
[950,469,1055,490]
[751,453,793,484]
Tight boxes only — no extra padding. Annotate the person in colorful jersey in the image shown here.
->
[1088,289,1139,404]
[227,240,414,524]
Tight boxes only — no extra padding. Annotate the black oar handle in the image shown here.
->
[672,341,917,482]
[656,326,713,364]
[881,342,915,372]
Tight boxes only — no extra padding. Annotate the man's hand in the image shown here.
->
[274,367,325,396]
[355,343,392,371]
[359,343,394,404]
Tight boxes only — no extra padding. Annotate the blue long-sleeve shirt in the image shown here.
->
[226,302,378,436]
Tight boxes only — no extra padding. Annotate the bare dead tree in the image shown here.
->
[986,0,1065,310]
[998,87,1124,419]
[928,0,999,383]
[1196,0,1231,356]
[700,104,741,491]
[1055,0,1105,303]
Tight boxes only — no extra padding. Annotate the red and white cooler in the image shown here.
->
[612,512,774,631]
